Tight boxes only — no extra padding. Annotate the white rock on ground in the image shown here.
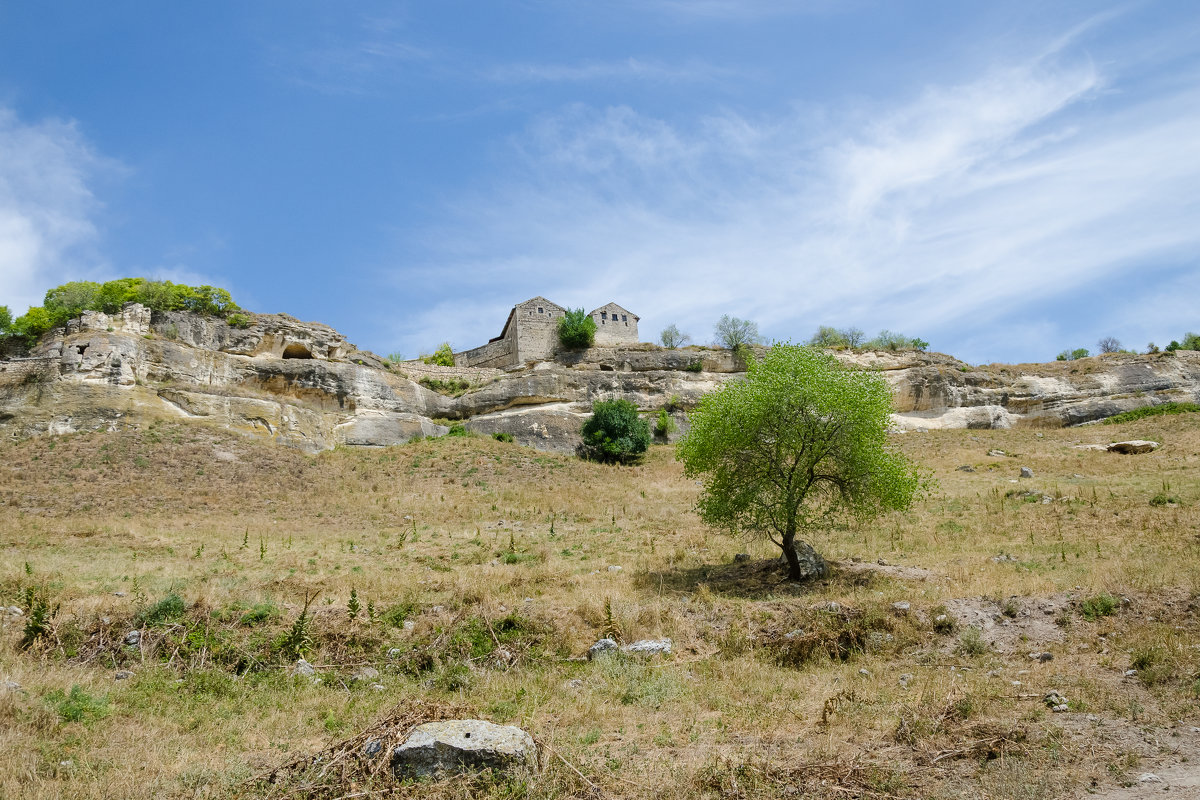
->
[1107,440,1160,454]
[391,719,537,778]
[623,638,672,656]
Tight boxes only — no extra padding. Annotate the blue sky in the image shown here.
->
[1,1,1198,365]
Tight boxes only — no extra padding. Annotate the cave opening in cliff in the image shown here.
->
[282,343,314,359]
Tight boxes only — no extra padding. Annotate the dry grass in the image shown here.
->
[1,412,1200,798]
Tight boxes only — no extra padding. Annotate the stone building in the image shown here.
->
[455,297,640,368]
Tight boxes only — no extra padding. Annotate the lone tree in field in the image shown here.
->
[660,324,690,349]
[1097,336,1122,354]
[676,344,923,581]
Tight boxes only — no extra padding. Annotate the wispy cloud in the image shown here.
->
[0,108,113,314]
[388,22,1200,364]
[485,57,736,85]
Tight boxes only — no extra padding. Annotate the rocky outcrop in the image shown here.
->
[2,304,1199,452]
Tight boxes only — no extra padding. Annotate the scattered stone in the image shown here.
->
[1019,466,1034,478]
[991,553,1019,563]
[898,673,913,687]
[1124,669,1138,678]
[124,630,141,646]
[492,648,515,666]
[783,629,805,639]
[114,670,135,681]
[988,449,1006,457]
[623,638,672,656]
[733,553,751,563]
[3,680,22,693]
[1028,651,1054,662]
[587,639,619,660]
[293,659,318,680]
[1138,773,1164,784]
[607,565,623,572]
[113,592,126,598]
[363,739,384,758]
[523,598,533,604]
[392,719,537,779]
[1107,440,1160,454]
[857,668,870,677]
[1044,691,1068,712]
[934,614,949,624]
[431,606,445,614]
[388,648,404,659]
[402,620,416,632]
[817,601,842,613]
[352,666,380,682]
[370,683,386,692]
[891,601,911,614]
[956,465,975,472]
[6,606,23,617]
[564,679,584,690]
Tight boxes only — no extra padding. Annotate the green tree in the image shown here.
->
[580,399,651,465]
[840,327,865,348]
[421,343,455,366]
[558,308,597,349]
[11,307,54,343]
[660,324,690,349]
[0,305,11,335]
[94,278,145,313]
[714,314,761,351]
[1071,347,1090,360]
[43,281,101,326]
[808,326,846,348]
[676,344,924,581]
[909,337,930,352]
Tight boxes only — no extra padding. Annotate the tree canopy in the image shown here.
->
[676,344,923,580]
[713,315,761,351]
[660,324,690,349]
[558,308,597,349]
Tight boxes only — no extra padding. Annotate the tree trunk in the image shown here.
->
[780,531,827,581]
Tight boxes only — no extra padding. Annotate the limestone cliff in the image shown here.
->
[1,305,1198,452]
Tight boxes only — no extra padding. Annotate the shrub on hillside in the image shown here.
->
[421,343,455,366]
[580,399,651,464]
[558,308,597,349]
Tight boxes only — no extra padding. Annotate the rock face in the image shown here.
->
[2,304,1199,452]
[391,720,537,778]
[1107,440,1160,454]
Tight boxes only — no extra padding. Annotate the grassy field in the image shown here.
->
[2,412,1199,799]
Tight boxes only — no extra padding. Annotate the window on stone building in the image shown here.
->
[622,315,627,322]
[538,307,543,313]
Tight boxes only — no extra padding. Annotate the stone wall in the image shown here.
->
[589,303,639,346]
[456,337,513,368]
[512,298,565,365]
[399,361,505,382]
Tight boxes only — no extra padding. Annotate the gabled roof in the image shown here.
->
[587,302,639,321]
[496,296,567,340]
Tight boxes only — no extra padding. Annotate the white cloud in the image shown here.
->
[485,58,736,85]
[391,28,1200,364]
[0,108,111,314]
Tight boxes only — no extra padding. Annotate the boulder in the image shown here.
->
[1019,467,1034,478]
[1107,440,1160,454]
[623,638,672,656]
[587,639,619,660]
[391,719,537,778]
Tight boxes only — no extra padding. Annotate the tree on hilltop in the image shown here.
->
[714,315,761,351]
[558,308,597,349]
[660,324,690,349]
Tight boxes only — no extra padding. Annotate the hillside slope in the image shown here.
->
[1,304,1198,451]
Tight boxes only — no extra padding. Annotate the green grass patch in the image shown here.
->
[1101,402,1200,425]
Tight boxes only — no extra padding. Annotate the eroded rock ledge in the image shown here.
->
[1,305,1198,452]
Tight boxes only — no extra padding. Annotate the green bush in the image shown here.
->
[684,360,703,372]
[580,399,651,465]
[558,308,597,349]
[421,343,455,366]
[46,685,110,724]
[1079,593,1118,620]
[420,377,470,396]
[447,423,469,437]
[654,408,677,439]
[225,312,251,328]
[493,432,515,443]
[0,305,11,335]
[136,593,187,627]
